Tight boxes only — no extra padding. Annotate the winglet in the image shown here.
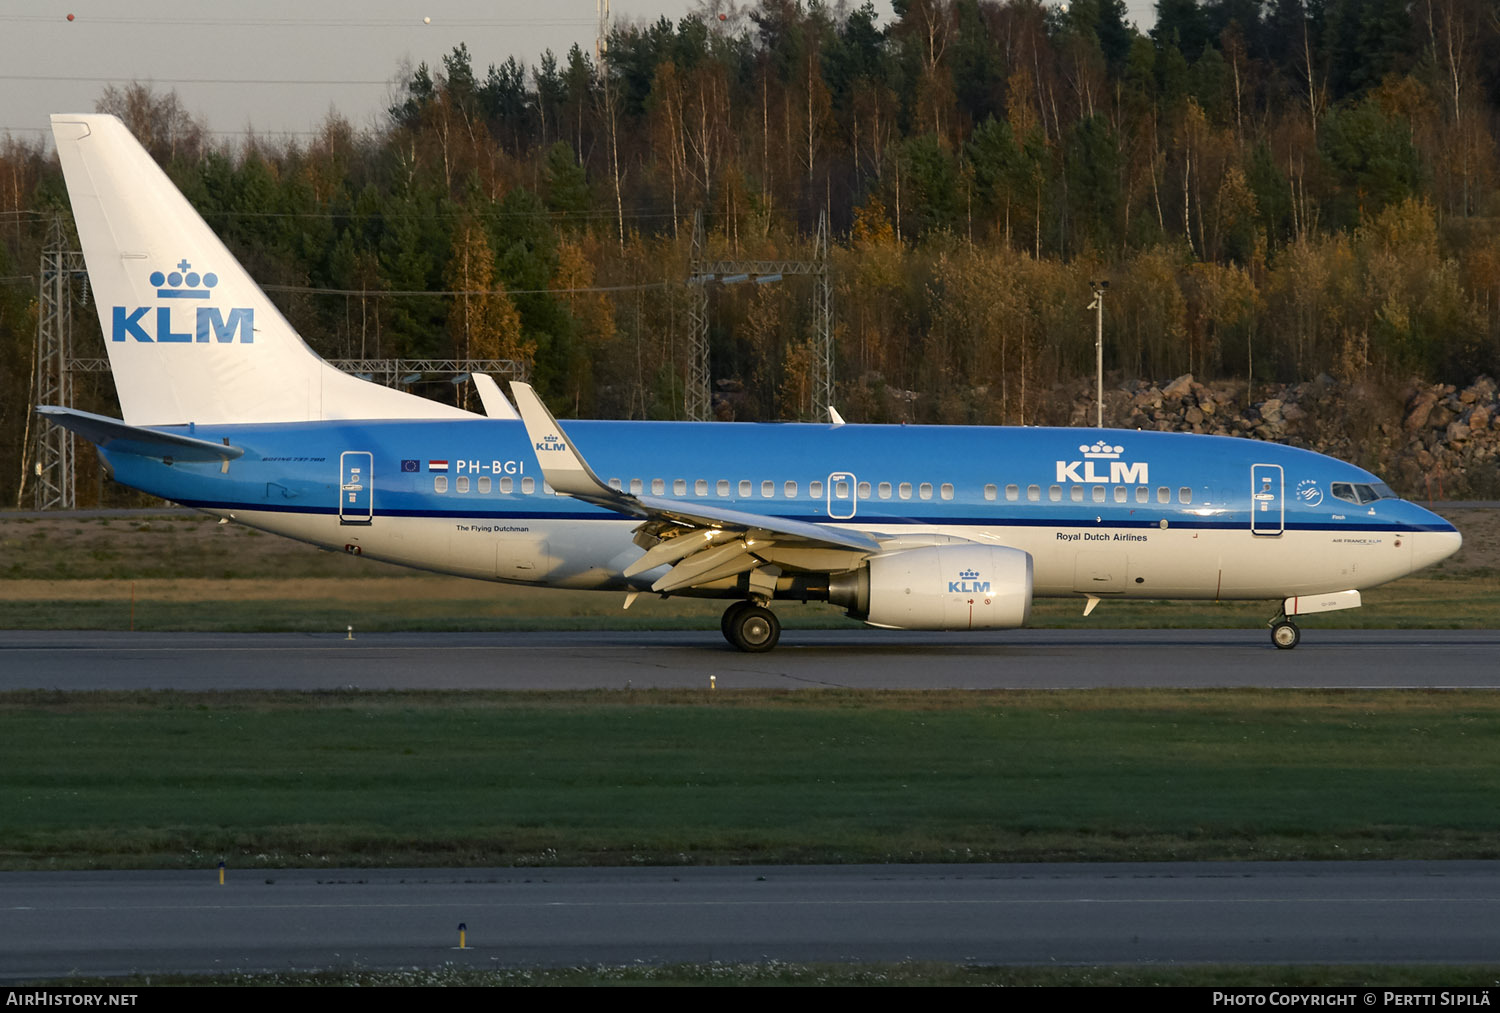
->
[471,373,520,420]
[828,406,846,426]
[509,381,616,500]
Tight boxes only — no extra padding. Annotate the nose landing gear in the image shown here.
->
[1269,614,1301,650]
[721,600,781,652]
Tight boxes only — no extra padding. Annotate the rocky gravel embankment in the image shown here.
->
[1063,374,1500,500]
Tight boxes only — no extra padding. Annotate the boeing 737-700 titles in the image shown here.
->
[39,114,1461,652]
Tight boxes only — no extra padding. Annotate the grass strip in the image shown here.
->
[0,572,1494,631]
[4,688,1500,870]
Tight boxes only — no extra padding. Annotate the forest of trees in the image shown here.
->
[2,0,1499,505]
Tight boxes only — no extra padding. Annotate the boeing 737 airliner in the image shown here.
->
[40,114,1461,652]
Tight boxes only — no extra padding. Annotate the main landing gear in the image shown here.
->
[1269,613,1301,650]
[721,600,781,652]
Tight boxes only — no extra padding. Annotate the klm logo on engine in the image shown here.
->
[534,434,567,453]
[1056,441,1148,484]
[949,568,991,594]
[111,259,253,343]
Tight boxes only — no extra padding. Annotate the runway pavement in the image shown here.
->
[4,861,1500,979]
[2,628,1499,691]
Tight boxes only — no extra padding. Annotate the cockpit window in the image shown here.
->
[1331,482,1396,505]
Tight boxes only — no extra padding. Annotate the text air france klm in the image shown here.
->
[1056,441,1148,484]
[111,259,254,343]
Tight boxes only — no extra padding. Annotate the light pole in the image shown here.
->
[1087,280,1109,429]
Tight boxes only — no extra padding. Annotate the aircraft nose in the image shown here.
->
[1410,526,1462,573]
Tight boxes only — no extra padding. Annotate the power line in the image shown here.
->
[0,74,394,86]
[5,16,595,29]
[262,281,673,297]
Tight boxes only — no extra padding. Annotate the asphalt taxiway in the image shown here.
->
[4,862,1500,979]
[3,628,1499,691]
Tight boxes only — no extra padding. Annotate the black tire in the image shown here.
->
[720,601,752,645]
[728,604,781,653]
[1270,620,1300,650]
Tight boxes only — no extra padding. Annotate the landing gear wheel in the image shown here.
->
[1270,620,1301,650]
[720,600,753,643]
[725,604,781,653]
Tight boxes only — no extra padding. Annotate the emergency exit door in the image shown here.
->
[1250,463,1283,535]
[340,451,373,525]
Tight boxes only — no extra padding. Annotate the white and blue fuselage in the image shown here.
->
[102,417,1458,603]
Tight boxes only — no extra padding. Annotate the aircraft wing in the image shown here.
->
[510,383,880,592]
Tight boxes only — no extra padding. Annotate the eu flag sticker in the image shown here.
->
[401,459,419,473]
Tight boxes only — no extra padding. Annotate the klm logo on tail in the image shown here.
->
[111,259,254,343]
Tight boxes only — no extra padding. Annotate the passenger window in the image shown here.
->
[543,482,554,495]
[785,480,798,498]
[835,479,849,498]
[899,482,912,500]
[1179,487,1193,504]
[739,480,751,497]
[434,476,448,493]
[1049,485,1062,502]
[1003,484,1017,502]
[608,477,622,491]
[1028,485,1040,502]
[879,482,892,499]
[652,478,665,495]
[673,479,687,496]
[1113,486,1126,503]
[1070,485,1084,503]
[479,477,491,494]
[500,477,513,493]
[984,484,998,501]
[858,481,870,498]
[695,479,708,496]
[1136,486,1148,503]
[522,477,535,494]
[762,480,775,498]
[1157,487,1170,503]
[456,476,470,493]
[717,479,730,496]
[1092,485,1104,503]
[811,481,824,497]
[940,483,954,500]
[629,478,643,495]
[919,482,933,500]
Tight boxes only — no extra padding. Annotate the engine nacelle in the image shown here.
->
[829,544,1033,630]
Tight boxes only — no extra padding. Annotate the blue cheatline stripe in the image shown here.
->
[172,498,1452,535]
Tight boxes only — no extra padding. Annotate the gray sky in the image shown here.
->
[1,1,1155,147]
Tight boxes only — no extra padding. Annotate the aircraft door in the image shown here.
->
[1250,463,1283,536]
[339,451,373,525]
[827,471,858,519]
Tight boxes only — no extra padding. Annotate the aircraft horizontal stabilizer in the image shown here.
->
[36,406,244,462]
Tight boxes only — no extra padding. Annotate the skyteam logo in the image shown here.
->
[949,568,991,594]
[1056,441,1149,484]
[111,258,254,343]
[535,434,567,453]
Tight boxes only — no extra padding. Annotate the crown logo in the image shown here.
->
[959,569,979,580]
[149,259,219,299]
[1080,441,1123,459]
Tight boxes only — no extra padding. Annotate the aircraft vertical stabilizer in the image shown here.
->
[50,114,473,427]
